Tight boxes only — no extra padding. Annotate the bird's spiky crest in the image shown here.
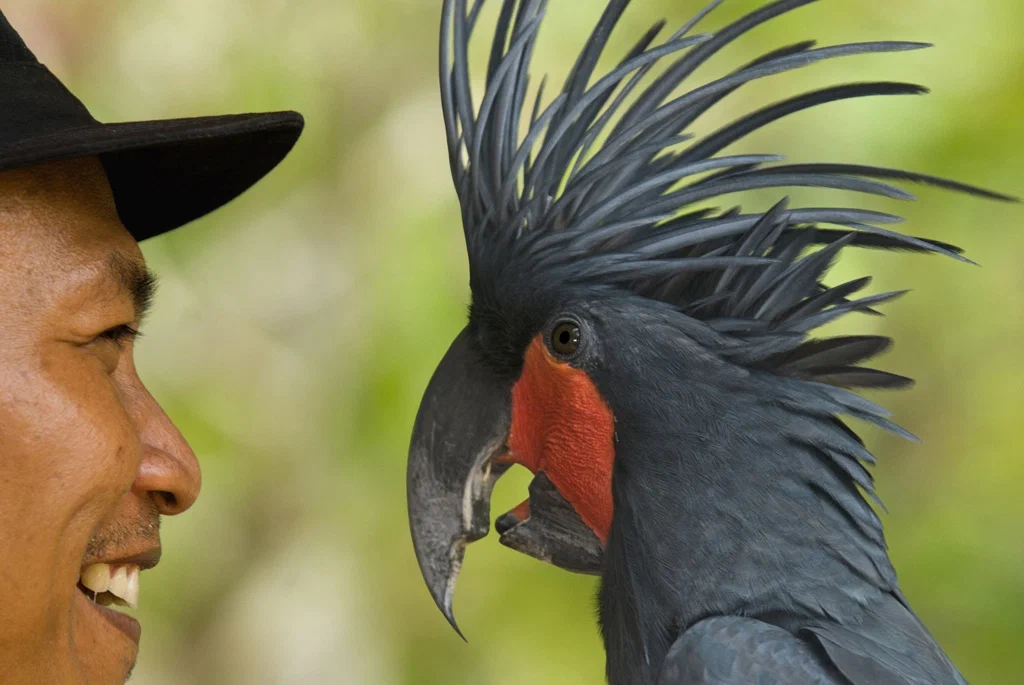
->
[441,0,1012,389]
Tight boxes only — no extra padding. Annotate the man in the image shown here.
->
[0,10,302,685]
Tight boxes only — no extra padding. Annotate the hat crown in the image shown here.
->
[0,11,39,63]
[0,10,96,148]
[0,8,304,243]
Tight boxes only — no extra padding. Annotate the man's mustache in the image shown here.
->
[85,501,161,559]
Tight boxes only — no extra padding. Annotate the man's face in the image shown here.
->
[0,158,200,684]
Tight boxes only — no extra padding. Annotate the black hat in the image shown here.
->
[0,11,304,241]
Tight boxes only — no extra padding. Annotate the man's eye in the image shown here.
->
[96,324,141,349]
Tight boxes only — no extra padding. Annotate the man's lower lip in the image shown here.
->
[80,589,142,644]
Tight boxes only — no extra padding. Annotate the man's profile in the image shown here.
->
[0,11,301,684]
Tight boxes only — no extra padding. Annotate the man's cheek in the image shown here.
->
[67,403,139,507]
[28,366,141,525]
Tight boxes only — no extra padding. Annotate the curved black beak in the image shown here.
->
[408,327,608,638]
[407,327,512,638]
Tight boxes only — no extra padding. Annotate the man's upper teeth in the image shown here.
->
[80,563,140,609]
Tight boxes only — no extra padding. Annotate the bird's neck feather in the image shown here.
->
[594,369,897,685]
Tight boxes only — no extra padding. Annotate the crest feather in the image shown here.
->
[441,0,1015,389]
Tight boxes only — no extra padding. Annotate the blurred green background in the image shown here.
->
[7,0,1023,683]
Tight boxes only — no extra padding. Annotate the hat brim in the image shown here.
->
[0,111,303,241]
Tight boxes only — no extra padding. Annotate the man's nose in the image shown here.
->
[130,387,202,516]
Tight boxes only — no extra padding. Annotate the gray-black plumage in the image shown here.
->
[586,300,966,684]
[407,0,1014,683]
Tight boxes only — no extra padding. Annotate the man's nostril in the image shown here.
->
[156,491,177,511]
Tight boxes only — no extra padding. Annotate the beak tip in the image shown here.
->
[431,577,467,640]
[442,605,468,642]
[416,536,471,641]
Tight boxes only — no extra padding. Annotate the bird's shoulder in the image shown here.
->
[801,593,968,685]
[658,595,968,685]
[657,615,845,685]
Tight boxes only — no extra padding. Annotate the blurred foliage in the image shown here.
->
[7,0,1023,683]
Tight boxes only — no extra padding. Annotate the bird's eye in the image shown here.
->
[550,321,581,357]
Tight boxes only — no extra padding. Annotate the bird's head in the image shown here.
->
[407,0,1014,636]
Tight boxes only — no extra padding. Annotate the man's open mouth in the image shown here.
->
[75,562,145,645]
[77,563,141,608]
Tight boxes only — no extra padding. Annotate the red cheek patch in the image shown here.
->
[507,336,615,543]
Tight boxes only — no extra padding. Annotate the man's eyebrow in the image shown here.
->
[108,252,158,323]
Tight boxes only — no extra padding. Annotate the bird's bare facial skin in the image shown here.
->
[502,331,616,543]
[0,158,201,685]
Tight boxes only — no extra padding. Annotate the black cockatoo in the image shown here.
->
[406,0,1013,683]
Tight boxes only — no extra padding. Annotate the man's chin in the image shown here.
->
[71,587,140,683]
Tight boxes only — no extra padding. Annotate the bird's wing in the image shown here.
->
[804,594,968,685]
[657,616,846,684]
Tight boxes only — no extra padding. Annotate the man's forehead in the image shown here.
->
[0,207,143,287]
[57,248,155,314]
[0,159,133,253]
[108,251,149,288]
[0,159,151,317]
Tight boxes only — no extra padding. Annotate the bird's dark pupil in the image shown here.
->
[551,322,580,355]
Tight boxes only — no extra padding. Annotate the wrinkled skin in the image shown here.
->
[0,158,200,684]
